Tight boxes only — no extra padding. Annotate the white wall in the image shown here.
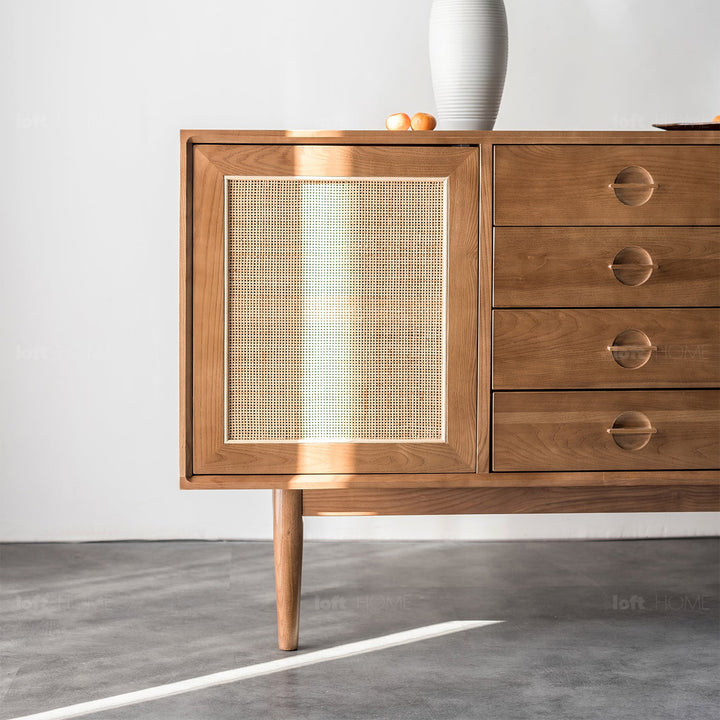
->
[1,0,718,542]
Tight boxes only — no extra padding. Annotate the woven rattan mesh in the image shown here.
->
[226,178,445,441]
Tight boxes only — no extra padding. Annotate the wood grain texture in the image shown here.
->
[302,486,720,515]
[493,227,720,308]
[179,131,194,483]
[273,490,303,651]
[494,145,720,226]
[180,470,720,489]
[196,143,475,181]
[493,308,720,389]
[192,144,478,475]
[182,130,720,147]
[182,131,719,505]
[493,390,720,472]
[477,143,493,472]
[192,147,225,475]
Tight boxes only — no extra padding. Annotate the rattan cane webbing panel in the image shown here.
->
[226,177,446,442]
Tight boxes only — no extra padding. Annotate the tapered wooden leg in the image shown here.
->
[273,489,303,651]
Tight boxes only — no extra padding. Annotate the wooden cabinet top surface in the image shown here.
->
[181,129,720,146]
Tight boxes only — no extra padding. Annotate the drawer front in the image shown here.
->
[493,227,720,308]
[494,145,720,226]
[493,390,720,471]
[493,308,720,389]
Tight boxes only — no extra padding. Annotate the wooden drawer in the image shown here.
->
[493,390,720,471]
[494,145,720,226]
[493,227,720,308]
[493,308,720,389]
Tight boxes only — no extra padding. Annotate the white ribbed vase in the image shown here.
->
[429,0,508,130]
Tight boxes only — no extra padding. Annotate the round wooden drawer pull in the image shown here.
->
[608,246,658,286]
[608,182,659,190]
[607,263,659,270]
[607,329,656,369]
[610,166,657,206]
[606,344,658,353]
[607,426,658,436]
[607,411,656,451]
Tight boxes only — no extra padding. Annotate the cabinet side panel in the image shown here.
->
[180,134,194,482]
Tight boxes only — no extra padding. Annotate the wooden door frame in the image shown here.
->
[190,143,479,476]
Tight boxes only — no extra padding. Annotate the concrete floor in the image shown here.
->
[0,538,718,719]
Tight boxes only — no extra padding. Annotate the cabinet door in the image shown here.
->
[192,145,478,474]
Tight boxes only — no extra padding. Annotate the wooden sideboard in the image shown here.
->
[180,130,720,649]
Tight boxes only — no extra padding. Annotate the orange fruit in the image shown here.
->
[386,113,411,131]
[411,112,437,131]
[713,115,720,122]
